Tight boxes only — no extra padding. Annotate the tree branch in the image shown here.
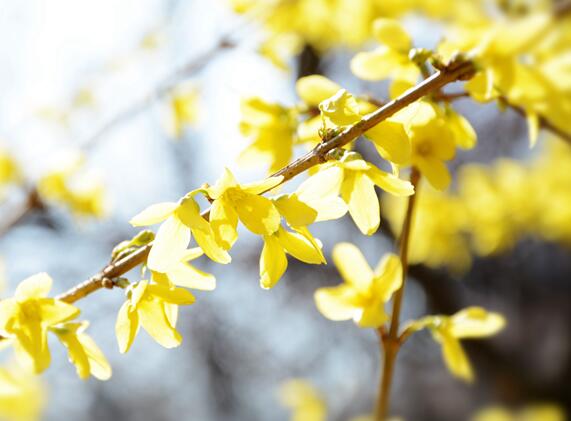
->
[54,58,476,305]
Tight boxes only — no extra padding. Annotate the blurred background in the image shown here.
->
[0,0,570,420]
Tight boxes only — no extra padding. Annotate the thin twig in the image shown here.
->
[54,59,476,306]
[375,168,421,421]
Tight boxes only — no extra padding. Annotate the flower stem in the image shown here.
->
[375,167,421,420]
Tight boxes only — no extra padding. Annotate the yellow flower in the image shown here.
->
[393,101,457,190]
[238,97,297,173]
[260,226,325,289]
[151,247,216,291]
[0,273,80,373]
[169,85,199,138]
[115,280,195,353]
[206,168,283,248]
[130,192,230,272]
[313,84,412,167]
[351,19,419,85]
[279,379,326,421]
[51,321,111,380]
[0,363,45,421]
[335,153,415,235]
[406,307,506,382]
[318,89,361,127]
[297,76,379,147]
[38,157,105,218]
[314,243,402,328]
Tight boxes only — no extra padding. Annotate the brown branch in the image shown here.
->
[55,244,152,303]
[54,58,476,306]
[375,168,421,421]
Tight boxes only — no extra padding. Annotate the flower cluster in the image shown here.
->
[384,140,571,272]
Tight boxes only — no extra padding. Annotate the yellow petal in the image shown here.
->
[276,227,324,264]
[236,193,281,236]
[273,194,318,227]
[356,302,388,328]
[147,284,196,305]
[319,89,361,126]
[166,262,216,291]
[296,75,341,107]
[242,175,284,195]
[129,202,178,227]
[332,243,373,291]
[115,301,139,354]
[207,167,238,199]
[14,323,50,373]
[77,333,112,380]
[365,120,411,165]
[466,70,495,102]
[180,247,204,262]
[175,197,209,232]
[39,299,80,326]
[137,298,182,349]
[147,216,191,272]
[350,47,402,81]
[449,307,506,339]
[314,285,360,321]
[209,199,239,250]
[392,101,437,126]
[192,226,232,264]
[15,273,52,300]
[366,165,414,196]
[55,330,90,379]
[341,172,380,235]
[259,235,287,289]
[447,110,477,149]
[415,157,451,191]
[440,333,474,382]
[373,253,403,302]
[296,166,347,221]
[373,18,411,51]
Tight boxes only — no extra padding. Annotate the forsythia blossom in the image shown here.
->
[130,192,230,271]
[0,273,111,380]
[0,273,80,373]
[314,243,402,328]
[351,18,419,86]
[406,307,506,382]
[115,280,195,353]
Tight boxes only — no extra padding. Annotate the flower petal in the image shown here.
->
[342,172,380,235]
[137,299,182,349]
[129,202,178,227]
[296,75,341,107]
[147,216,191,272]
[332,243,373,291]
[259,235,287,289]
[15,273,52,300]
[314,285,360,321]
[115,301,139,354]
